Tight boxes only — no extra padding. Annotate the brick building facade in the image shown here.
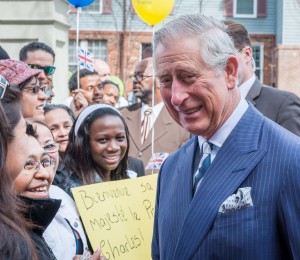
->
[251,34,276,86]
[68,0,300,97]
[69,29,153,95]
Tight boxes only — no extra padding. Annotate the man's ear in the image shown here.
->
[243,46,253,63]
[225,55,238,90]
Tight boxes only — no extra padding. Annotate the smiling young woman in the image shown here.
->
[57,104,137,198]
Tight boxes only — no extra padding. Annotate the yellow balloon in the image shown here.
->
[132,0,175,26]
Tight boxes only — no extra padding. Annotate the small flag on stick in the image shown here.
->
[77,48,94,72]
[145,152,169,170]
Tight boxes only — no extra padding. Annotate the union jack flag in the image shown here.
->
[145,152,169,170]
[77,48,94,72]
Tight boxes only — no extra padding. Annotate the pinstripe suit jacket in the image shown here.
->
[152,105,300,260]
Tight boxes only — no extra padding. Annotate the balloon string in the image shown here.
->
[151,25,155,175]
[76,7,81,89]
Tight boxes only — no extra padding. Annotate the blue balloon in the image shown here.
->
[67,0,95,8]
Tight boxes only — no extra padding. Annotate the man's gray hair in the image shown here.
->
[154,14,236,74]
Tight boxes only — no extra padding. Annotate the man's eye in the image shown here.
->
[182,74,196,79]
[159,78,172,88]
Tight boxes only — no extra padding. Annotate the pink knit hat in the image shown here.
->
[0,59,41,86]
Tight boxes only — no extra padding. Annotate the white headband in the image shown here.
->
[74,104,121,136]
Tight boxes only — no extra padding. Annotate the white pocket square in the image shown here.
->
[218,187,253,213]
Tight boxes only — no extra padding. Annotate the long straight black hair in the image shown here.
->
[0,87,37,259]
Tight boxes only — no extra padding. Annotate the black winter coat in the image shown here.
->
[20,196,61,260]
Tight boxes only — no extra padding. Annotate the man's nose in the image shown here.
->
[93,85,102,95]
[38,70,47,80]
[170,79,189,107]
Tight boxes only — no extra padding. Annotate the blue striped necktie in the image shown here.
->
[193,141,213,195]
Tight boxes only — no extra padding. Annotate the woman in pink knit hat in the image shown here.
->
[0,59,47,120]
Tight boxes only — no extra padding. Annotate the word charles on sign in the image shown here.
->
[72,174,158,260]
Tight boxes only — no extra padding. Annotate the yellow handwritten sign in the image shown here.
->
[72,174,158,260]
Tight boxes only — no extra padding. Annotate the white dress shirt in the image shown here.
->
[141,102,164,129]
[197,97,249,163]
[194,98,249,189]
[239,74,256,98]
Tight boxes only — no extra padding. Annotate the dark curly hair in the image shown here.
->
[19,41,55,62]
[68,69,98,92]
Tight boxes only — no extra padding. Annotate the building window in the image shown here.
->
[252,44,264,81]
[87,40,107,60]
[68,39,107,72]
[141,43,152,60]
[233,0,257,18]
[83,0,102,13]
[68,40,77,73]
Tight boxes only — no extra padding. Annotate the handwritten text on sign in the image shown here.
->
[72,174,158,260]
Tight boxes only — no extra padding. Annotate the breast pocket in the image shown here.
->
[213,206,256,229]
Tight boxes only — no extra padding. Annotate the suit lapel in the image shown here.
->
[124,104,142,150]
[246,78,263,106]
[173,105,267,259]
[176,137,199,203]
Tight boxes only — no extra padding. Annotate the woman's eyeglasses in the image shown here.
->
[23,158,56,173]
[22,84,47,95]
[43,142,60,154]
[28,64,56,76]
[0,74,9,99]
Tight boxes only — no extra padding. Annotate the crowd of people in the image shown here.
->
[1,14,300,260]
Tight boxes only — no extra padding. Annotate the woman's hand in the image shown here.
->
[73,248,106,260]
[70,89,89,118]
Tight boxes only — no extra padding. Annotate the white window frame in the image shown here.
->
[68,40,77,72]
[233,0,257,18]
[83,0,102,13]
[252,43,264,82]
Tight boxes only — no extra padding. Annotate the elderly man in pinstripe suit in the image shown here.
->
[152,14,300,260]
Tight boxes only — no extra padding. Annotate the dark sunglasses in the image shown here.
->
[0,74,10,99]
[28,64,56,76]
